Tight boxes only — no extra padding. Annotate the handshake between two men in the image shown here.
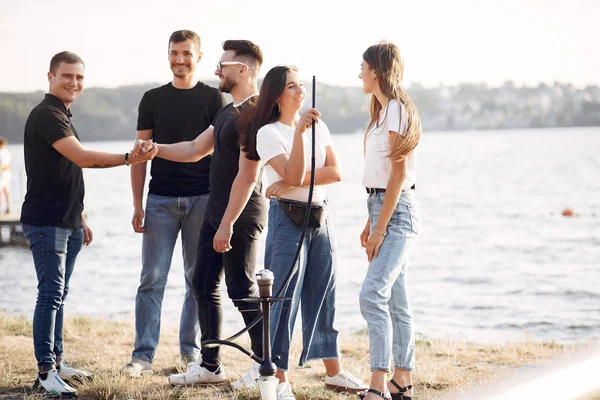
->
[130,139,158,161]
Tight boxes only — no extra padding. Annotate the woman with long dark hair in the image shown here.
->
[357,42,422,400]
[238,65,367,400]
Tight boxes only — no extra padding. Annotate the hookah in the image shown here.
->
[202,76,319,399]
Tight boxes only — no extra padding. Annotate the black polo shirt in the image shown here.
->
[20,94,85,229]
[137,82,225,197]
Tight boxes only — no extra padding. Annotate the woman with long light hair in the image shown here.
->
[358,42,422,400]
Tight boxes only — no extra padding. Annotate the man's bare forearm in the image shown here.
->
[130,163,147,208]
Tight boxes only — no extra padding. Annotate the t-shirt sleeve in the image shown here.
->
[137,92,154,131]
[209,91,227,124]
[388,100,408,136]
[256,125,286,163]
[34,108,74,145]
[316,120,334,148]
[211,103,228,126]
[387,100,402,135]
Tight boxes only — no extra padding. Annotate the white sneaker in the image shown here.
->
[168,361,226,386]
[57,361,92,381]
[121,359,153,377]
[231,361,261,390]
[34,369,78,398]
[180,354,199,369]
[276,382,296,400]
[324,370,369,393]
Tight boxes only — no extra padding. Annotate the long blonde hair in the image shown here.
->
[363,41,421,162]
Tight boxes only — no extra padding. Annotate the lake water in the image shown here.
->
[1,127,599,344]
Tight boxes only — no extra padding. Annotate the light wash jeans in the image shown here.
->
[266,198,340,371]
[359,190,420,371]
[132,193,209,362]
[22,224,84,372]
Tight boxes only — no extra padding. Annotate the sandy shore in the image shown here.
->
[0,312,596,399]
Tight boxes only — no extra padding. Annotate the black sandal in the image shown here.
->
[389,379,412,400]
[358,388,392,400]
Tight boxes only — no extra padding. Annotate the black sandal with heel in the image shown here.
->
[389,379,412,400]
[358,388,392,400]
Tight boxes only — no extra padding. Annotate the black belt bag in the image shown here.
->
[277,198,327,228]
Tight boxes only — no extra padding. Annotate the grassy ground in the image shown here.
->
[580,390,600,400]
[0,312,593,399]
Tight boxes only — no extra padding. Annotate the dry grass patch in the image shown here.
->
[0,312,32,337]
[0,311,589,399]
[580,389,600,400]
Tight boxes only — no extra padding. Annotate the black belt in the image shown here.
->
[366,184,415,194]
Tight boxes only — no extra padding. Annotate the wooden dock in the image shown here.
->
[0,212,21,226]
[0,212,27,246]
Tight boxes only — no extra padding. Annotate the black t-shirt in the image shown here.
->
[21,94,85,229]
[137,82,225,197]
[206,101,267,228]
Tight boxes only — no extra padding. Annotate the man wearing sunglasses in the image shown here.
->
[123,30,226,377]
[135,40,266,388]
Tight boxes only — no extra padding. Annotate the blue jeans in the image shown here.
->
[359,190,420,371]
[22,224,84,372]
[266,198,340,371]
[132,193,208,362]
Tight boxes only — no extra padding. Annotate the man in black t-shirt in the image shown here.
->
[123,30,226,377]
[136,40,267,388]
[21,51,156,399]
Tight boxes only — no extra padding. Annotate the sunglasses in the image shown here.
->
[216,61,247,72]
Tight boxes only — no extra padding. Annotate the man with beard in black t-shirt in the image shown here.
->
[134,40,266,389]
[122,30,226,377]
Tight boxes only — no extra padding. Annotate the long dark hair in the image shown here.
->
[363,41,421,162]
[237,65,297,160]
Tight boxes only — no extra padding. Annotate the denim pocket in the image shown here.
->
[389,204,413,234]
[325,217,338,253]
[21,223,31,237]
[21,224,34,250]
[268,203,286,231]
[145,193,160,214]
[394,196,421,235]
[406,203,420,235]
[271,216,302,256]
[384,196,420,235]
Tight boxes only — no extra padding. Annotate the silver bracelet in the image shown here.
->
[218,226,233,235]
[373,229,387,237]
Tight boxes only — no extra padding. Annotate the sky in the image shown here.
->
[1,0,598,92]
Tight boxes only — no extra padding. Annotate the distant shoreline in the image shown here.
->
[2,81,600,143]
[3,125,599,146]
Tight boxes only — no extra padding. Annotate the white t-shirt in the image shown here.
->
[362,99,418,190]
[256,120,333,203]
[0,147,11,188]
